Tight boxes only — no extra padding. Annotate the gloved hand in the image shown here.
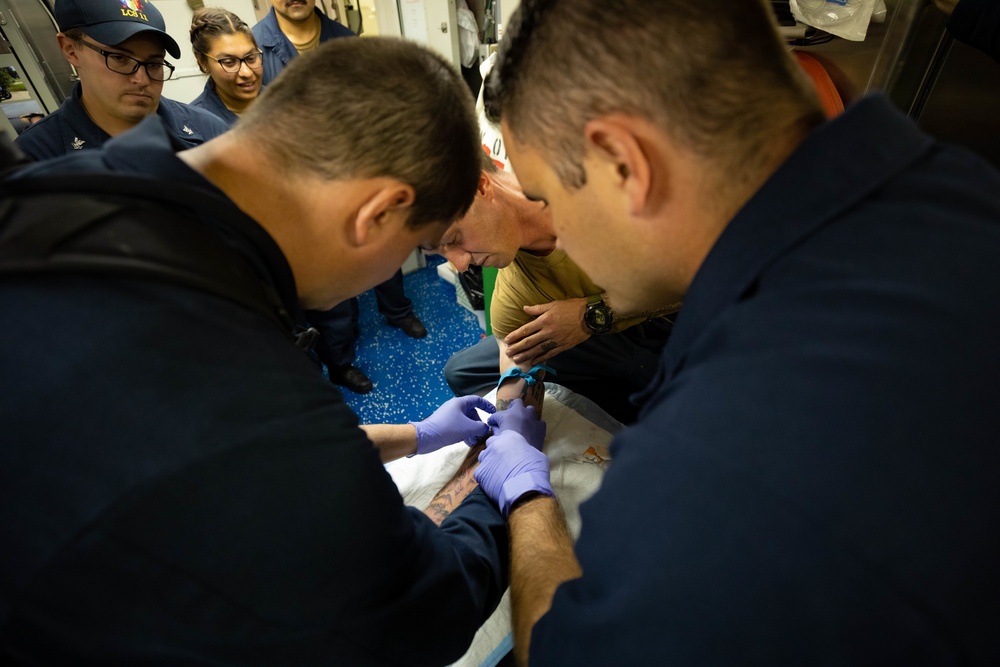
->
[487,399,546,450]
[475,412,553,517]
[410,395,495,455]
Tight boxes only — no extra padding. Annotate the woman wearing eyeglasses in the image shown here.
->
[189,8,264,127]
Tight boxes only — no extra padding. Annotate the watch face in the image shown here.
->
[585,304,614,334]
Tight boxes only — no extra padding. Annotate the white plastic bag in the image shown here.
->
[457,0,480,68]
[476,53,511,172]
[789,0,887,41]
[871,0,887,24]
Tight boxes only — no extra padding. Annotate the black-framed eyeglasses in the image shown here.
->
[199,50,264,74]
[78,39,175,81]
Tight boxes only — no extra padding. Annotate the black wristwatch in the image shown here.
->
[583,294,615,335]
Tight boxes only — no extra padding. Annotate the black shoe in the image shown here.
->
[330,365,373,394]
[389,313,427,339]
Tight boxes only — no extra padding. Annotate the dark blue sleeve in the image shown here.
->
[532,314,1000,664]
[329,21,356,38]
[12,114,64,162]
[1,268,510,664]
[189,85,238,129]
[257,45,282,86]
[159,98,232,145]
[528,150,1000,662]
[188,84,212,114]
[321,15,357,40]
[74,420,507,665]
[183,104,232,141]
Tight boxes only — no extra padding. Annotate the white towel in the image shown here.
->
[386,384,620,667]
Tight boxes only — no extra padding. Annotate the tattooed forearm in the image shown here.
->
[497,372,546,416]
[423,372,547,525]
[423,443,486,525]
[525,381,544,411]
[424,495,453,523]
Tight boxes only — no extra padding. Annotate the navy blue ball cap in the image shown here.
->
[55,0,181,59]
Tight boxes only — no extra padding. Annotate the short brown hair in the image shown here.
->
[236,37,481,230]
[61,28,85,43]
[486,0,824,189]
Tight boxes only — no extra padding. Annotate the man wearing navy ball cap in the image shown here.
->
[15,0,229,161]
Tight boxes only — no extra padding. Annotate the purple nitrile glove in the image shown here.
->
[474,429,554,517]
[409,395,495,455]
[487,399,546,450]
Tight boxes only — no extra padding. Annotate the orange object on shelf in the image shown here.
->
[793,50,845,118]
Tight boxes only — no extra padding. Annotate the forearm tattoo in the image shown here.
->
[425,372,545,524]
[423,443,484,525]
[497,377,545,414]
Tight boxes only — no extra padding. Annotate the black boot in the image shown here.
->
[389,313,427,339]
[330,365,373,394]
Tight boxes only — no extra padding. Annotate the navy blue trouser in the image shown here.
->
[306,269,412,369]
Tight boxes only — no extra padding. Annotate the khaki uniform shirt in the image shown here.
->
[490,249,649,339]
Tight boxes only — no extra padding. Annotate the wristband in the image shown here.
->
[496,363,556,392]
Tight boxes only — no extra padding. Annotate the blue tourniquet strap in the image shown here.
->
[496,364,556,392]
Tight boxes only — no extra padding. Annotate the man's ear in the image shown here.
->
[57,33,81,67]
[479,171,494,200]
[583,116,653,217]
[353,182,416,246]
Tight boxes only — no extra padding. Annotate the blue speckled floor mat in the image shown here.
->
[336,258,486,425]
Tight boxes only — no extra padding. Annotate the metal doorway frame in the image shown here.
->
[0,0,72,140]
